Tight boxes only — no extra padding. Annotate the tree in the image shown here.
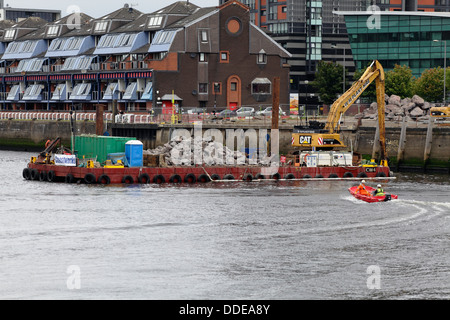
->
[414,67,445,102]
[385,64,415,98]
[312,61,344,105]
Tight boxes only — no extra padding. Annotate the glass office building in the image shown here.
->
[339,11,450,77]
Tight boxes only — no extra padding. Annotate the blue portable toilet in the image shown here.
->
[125,140,143,167]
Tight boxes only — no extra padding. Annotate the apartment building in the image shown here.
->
[220,0,450,109]
[0,1,291,113]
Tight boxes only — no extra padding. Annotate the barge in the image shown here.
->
[22,137,393,185]
[23,162,392,185]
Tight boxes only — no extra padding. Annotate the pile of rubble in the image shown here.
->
[357,94,436,121]
[144,136,274,166]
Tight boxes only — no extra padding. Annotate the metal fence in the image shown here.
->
[0,103,324,125]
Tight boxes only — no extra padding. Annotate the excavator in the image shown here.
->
[292,60,388,166]
[430,106,450,118]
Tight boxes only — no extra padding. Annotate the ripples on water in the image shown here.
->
[0,151,449,300]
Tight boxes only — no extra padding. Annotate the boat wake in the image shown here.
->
[300,197,450,235]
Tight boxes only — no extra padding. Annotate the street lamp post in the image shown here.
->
[434,39,447,104]
[297,80,301,121]
[332,44,346,95]
[343,47,346,94]
[304,80,309,124]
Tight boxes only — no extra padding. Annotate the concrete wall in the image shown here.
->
[0,120,95,150]
[344,127,450,163]
[1,120,449,167]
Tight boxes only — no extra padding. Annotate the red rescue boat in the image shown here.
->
[348,186,398,203]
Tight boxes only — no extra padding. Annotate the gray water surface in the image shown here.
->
[0,151,449,299]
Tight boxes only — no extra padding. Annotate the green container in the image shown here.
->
[74,135,136,163]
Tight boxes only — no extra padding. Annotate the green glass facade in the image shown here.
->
[344,14,450,77]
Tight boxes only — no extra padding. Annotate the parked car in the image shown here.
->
[215,109,237,119]
[235,107,255,117]
[255,106,286,117]
[183,107,205,115]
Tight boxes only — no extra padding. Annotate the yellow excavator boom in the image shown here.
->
[325,60,386,161]
[292,60,387,164]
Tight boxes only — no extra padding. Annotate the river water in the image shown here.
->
[0,150,449,300]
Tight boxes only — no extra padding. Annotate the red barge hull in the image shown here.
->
[24,163,392,184]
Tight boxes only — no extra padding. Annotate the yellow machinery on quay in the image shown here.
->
[292,60,389,167]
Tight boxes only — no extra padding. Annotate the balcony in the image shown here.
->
[100,61,149,71]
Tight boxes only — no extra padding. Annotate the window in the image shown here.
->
[148,16,163,27]
[152,30,176,45]
[16,60,27,72]
[102,35,115,47]
[102,83,118,100]
[269,6,277,20]
[119,33,137,47]
[7,85,20,100]
[78,56,94,70]
[51,84,66,100]
[141,82,153,100]
[94,21,108,32]
[61,56,94,70]
[199,83,208,94]
[4,29,15,40]
[66,37,83,50]
[5,42,19,54]
[220,51,229,63]
[123,82,137,100]
[23,84,43,100]
[61,57,76,70]
[199,53,206,62]
[151,52,167,60]
[70,83,89,99]
[47,25,60,37]
[251,78,271,94]
[201,30,208,42]
[257,50,267,64]
[28,59,45,72]
[49,39,65,51]
[230,82,237,91]
[22,41,36,53]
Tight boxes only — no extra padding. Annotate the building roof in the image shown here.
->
[16,25,47,41]
[151,1,200,15]
[109,13,149,33]
[10,16,48,29]
[110,2,215,35]
[167,7,218,29]
[62,5,143,38]
[1,17,48,42]
[96,5,143,21]
[0,20,15,30]
[250,23,291,58]
[40,13,93,40]
[50,12,93,27]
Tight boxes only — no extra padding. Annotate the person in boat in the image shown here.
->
[373,184,385,197]
[356,180,370,196]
